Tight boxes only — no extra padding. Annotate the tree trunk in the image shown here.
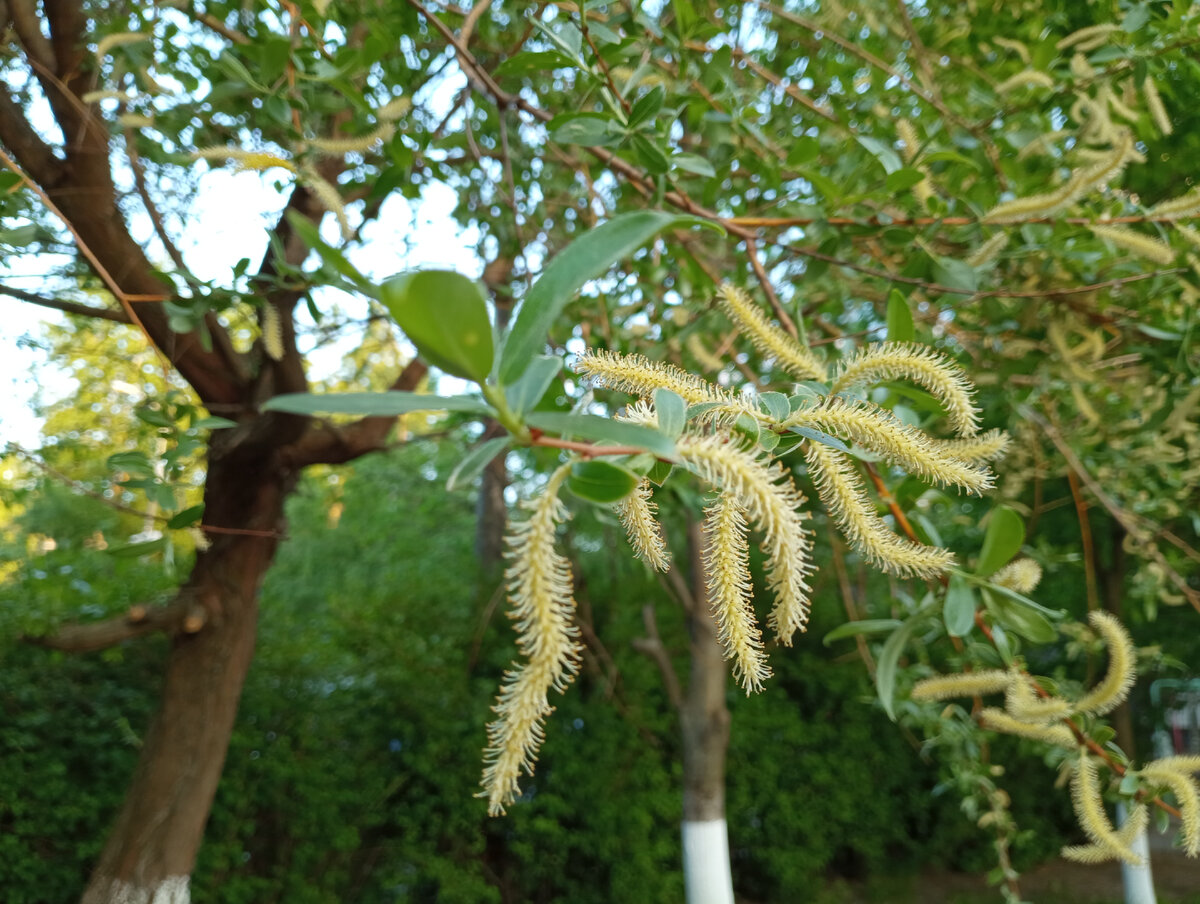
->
[81,441,295,904]
[679,521,734,904]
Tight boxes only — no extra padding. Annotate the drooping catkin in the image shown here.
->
[830,342,980,436]
[615,479,671,572]
[980,708,1077,748]
[966,231,1009,269]
[261,303,284,361]
[716,284,827,382]
[1140,764,1200,855]
[1088,224,1175,266]
[480,465,582,815]
[804,441,955,578]
[1062,805,1148,864]
[703,492,771,694]
[1074,610,1136,716]
[910,670,1013,701]
[787,397,994,494]
[991,558,1043,594]
[1068,754,1143,865]
[575,349,748,414]
[928,429,1011,464]
[678,435,814,644]
[1143,77,1173,136]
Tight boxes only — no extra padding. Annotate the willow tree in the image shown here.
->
[3,1,1200,902]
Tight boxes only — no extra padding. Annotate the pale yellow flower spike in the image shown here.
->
[575,349,749,415]
[804,441,955,578]
[910,670,1013,701]
[480,464,583,816]
[929,429,1011,464]
[1089,225,1176,267]
[261,304,284,362]
[980,708,1077,748]
[716,284,827,382]
[677,435,814,644]
[1154,189,1200,220]
[1074,610,1136,717]
[1062,804,1148,864]
[992,558,1043,595]
[703,492,771,694]
[787,398,994,494]
[1141,765,1200,856]
[192,146,298,174]
[1148,756,1200,774]
[831,342,981,437]
[1005,673,1070,722]
[1068,755,1144,866]
[615,479,672,572]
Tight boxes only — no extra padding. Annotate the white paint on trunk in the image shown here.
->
[682,818,734,904]
[1116,802,1156,904]
[82,875,190,904]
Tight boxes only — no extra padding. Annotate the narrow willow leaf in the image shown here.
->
[886,289,915,342]
[977,506,1025,576]
[525,412,677,459]
[822,618,903,646]
[447,437,511,492]
[505,355,562,417]
[567,460,639,503]
[653,388,687,437]
[263,391,492,417]
[500,212,720,384]
[877,614,923,721]
[943,573,977,637]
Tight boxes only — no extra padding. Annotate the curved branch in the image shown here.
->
[0,283,129,322]
[25,598,201,653]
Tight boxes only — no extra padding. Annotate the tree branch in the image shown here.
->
[632,603,684,712]
[25,597,204,653]
[0,283,129,322]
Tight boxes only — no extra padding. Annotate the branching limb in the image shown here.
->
[632,603,684,712]
[25,597,202,653]
[0,283,129,322]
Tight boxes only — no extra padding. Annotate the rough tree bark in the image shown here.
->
[0,4,425,900]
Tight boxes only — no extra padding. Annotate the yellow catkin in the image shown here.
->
[376,96,412,120]
[95,32,149,60]
[804,442,955,578]
[1089,225,1176,266]
[716,284,827,382]
[1057,23,1121,52]
[1143,77,1173,136]
[980,708,1077,748]
[1154,189,1200,220]
[928,429,1011,464]
[966,232,1009,268]
[615,479,671,572]
[300,168,353,241]
[911,670,1013,701]
[703,492,771,694]
[575,349,748,415]
[192,146,299,173]
[677,435,814,644]
[991,558,1043,594]
[996,70,1055,94]
[1063,805,1148,864]
[832,342,980,436]
[1004,674,1070,722]
[306,122,396,155]
[786,397,994,494]
[1016,129,1070,161]
[1175,224,1200,248]
[1141,765,1200,856]
[993,36,1031,64]
[1148,756,1200,774]
[480,465,582,815]
[261,304,284,361]
[896,119,921,162]
[1074,610,1137,716]
[1068,755,1143,865]
[985,134,1133,223]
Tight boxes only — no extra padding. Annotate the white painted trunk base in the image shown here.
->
[1116,802,1156,904]
[81,875,190,904]
[682,819,734,904]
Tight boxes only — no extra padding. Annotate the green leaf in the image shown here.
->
[943,573,977,638]
[550,112,623,146]
[886,289,915,342]
[632,135,670,173]
[823,618,903,646]
[567,460,639,503]
[788,425,852,455]
[646,459,674,486]
[525,412,677,459]
[167,504,205,530]
[106,537,167,558]
[672,153,716,178]
[447,437,511,492]
[759,391,791,421]
[262,391,492,417]
[982,588,1056,644]
[976,506,1025,576]
[932,257,979,293]
[380,270,494,382]
[757,429,780,453]
[493,50,576,77]
[505,355,562,417]
[653,388,687,438]
[886,168,927,193]
[499,211,719,384]
[627,86,665,128]
[107,451,156,478]
[191,416,238,430]
[877,615,920,721]
[857,135,903,175]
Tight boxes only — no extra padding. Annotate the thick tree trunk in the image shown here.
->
[679,522,734,904]
[80,443,295,904]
